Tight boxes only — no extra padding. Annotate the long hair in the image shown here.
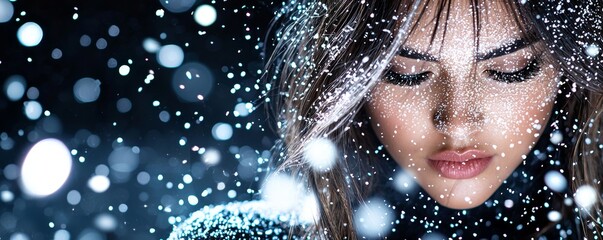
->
[263,0,603,238]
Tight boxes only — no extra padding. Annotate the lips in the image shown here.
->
[428,150,493,179]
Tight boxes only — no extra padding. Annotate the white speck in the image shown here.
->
[193,5,217,27]
[73,77,101,103]
[155,9,165,18]
[4,75,26,101]
[0,0,14,23]
[88,175,110,193]
[212,122,233,141]
[143,38,161,53]
[354,198,394,238]
[575,185,597,209]
[20,139,72,197]
[157,44,184,68]
[17,22,43,47]
[544,170,567,192]
[118,65,130,76]
[547,210,562,222]
[303,138,338,172]
[585,44,600,57]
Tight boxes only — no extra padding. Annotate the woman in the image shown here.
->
[170,0,603,239]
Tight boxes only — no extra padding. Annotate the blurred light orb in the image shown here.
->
[171,62,214,102]
[393,170,416,193]
[575,185,598,209]
[157,44,184,68]
[143,38,161,53]
[17,22,43,47]
[118,65,130,76]
[88,175,110,193]
[80,34,91,47]
[261,174,301,211]
[73,77,101,103]
[544,170,567,193]
[194,5,217,27]
[53,229,70,240]
[20,138,72,198]
[108,25,120,37]
[1,190,14,202]
[303,138,337,172]
[66,190,81,205]
[233,102,251,117]
[547,210,562,222]
[51,48,63,59]
[116,98,132,113]
[188,195,199,206]
[202,148,221,166]
[550,131,563,145]
[0,0,14,23]
[4,75,26,101]
[23,101,43,120]
[94,213,117,232]
[159,0,195,13]
[354,199,394,238]
[108,146,140,173]
[9,233,28,240]
[585,44,600,57]
[212,123,232,141]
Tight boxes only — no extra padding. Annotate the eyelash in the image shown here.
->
[383,58,542,86]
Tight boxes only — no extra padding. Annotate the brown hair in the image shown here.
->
[263,0,603,238]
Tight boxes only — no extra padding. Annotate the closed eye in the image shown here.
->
[485,58,541,83]
[383,70,430,86]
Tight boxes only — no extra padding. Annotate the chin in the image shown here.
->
[421,178,499,210]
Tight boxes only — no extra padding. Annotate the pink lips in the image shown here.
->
[428,150,493,179]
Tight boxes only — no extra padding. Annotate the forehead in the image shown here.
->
[403,1,523,54]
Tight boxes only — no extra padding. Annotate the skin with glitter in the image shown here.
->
[366,1,560,209]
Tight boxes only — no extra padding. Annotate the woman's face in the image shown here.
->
[366,2,560,209]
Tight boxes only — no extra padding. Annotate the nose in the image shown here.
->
[431,76,485,142]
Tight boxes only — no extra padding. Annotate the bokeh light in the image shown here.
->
[17,22,43,47]
[4,75,26,101]
[159,0,195,13]
[19,138,72,198]
[157,44,184,68]
[194,5,217,27]
[73,77,101,103]
[0,0,14,23]
[171,62,214,102]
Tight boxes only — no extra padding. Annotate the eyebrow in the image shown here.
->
[397,38,534,62]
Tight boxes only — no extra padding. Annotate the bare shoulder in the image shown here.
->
[168,200,313,240]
